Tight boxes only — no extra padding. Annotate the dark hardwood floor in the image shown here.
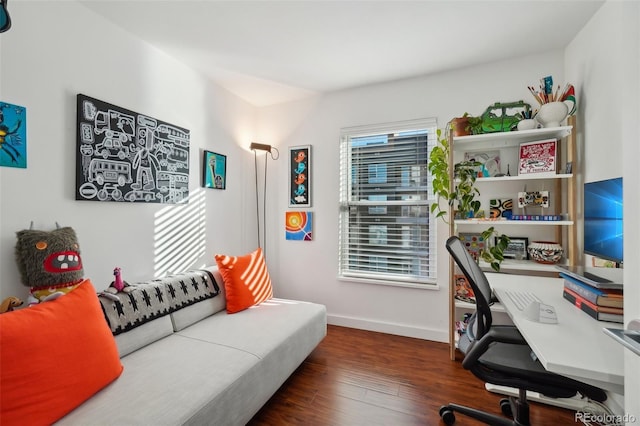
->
[249,325,579,425]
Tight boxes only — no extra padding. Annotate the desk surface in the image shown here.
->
[488,273,624,395]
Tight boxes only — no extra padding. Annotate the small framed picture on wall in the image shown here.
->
[289,145,311,207]
[202,150,226,190]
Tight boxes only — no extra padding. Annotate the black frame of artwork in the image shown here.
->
[76,94,190,204]
[202,150,227,190]
[288,145,311,207]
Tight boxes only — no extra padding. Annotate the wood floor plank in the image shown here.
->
[249,325,580,425]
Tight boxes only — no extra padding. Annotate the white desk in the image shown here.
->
[488,273,624,396]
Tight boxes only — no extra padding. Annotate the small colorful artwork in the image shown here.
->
[518,139,557,175]
[454,274,475,304]
[459,232,485,262]
[202,150,226,190]
[285,211,313,241]
[464,151,501,177]
[517,191,549,208]
[489,199,513,219]
[0,101,27,168]
[289,145,311,207]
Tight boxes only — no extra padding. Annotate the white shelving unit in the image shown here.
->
[448,117,578,359]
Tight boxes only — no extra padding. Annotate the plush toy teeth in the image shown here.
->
[44,250,83,273]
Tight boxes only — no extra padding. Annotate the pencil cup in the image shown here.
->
[535,102,568,128]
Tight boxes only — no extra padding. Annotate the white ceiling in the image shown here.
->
[79,0,604,107]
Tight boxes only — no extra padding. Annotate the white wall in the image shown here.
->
[566,1,640,419]
[3,0,636,417]
[258,51,565,341]
[0,2,259,300]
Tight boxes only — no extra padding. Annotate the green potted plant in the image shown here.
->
[465,114,484,135]
[428,126,509,271]
[480,227,510,272]
[428,127,481,221]
[450,113,483,136]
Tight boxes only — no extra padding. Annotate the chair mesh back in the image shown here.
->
[446,236,493,338]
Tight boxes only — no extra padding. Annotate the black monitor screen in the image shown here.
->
[583,177,623,263]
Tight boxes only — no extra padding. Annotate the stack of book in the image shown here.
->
[560,272,623,323]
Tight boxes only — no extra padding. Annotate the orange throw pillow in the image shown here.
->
[0,279,123,425]
[215,248,274,314]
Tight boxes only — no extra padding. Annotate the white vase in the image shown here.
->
[535,102,568,128]
[517,119,537,131]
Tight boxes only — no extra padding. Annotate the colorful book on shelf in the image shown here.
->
[560,273,623,308]
[562,287,623,323]
[509,215,563,221]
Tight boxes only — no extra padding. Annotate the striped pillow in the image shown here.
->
[215,248,273,314]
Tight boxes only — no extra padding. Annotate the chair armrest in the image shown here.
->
[462,325,527,370]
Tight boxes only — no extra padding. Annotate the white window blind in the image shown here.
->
[339,118,438,287]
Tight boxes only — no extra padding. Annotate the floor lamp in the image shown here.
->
[250,142,279,258]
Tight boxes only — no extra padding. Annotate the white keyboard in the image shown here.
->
[502,290,542,311]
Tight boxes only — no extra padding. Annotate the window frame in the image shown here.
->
[338,118,438,288]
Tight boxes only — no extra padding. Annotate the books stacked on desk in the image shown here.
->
[560,272,623,323]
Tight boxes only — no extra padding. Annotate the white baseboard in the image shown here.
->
[327,314,448,342]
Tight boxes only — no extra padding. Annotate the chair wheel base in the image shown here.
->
[500,398,513,417]
[439,405,456,425]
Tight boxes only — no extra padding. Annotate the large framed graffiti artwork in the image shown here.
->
[75,94,190,204]
[288,145,311,208]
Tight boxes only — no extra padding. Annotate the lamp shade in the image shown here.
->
[250,142,271,152]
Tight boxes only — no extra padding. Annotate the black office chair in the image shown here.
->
[440,236,607,425]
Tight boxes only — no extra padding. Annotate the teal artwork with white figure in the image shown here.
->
[203,150,226,190]
[0,102,26,168]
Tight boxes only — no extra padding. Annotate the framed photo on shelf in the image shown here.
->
[289,145,311,207]
[565,161,573,174]
[202,150,227,190]
[498,236,529,260]
[464,151,501,177]
[518,139,557,175]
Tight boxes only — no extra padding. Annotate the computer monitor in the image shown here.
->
[583,177,623,263]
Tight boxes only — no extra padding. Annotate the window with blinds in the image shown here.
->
[339,118,438,287]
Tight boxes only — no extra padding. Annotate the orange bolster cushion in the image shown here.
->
[215,248,274,314]
[0,279,123,425]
